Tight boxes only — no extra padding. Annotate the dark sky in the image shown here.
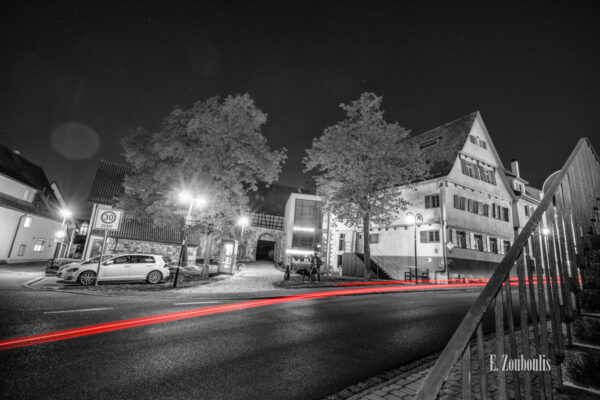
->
[1,1,599,218]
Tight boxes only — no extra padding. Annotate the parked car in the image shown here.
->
[57,254,170,286]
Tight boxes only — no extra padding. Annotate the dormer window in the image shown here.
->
[478,139,487,149]
[419,137,441,150]
[469,135,477,144]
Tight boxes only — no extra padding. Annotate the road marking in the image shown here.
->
[44,307,114,314]
[174,301,220,305]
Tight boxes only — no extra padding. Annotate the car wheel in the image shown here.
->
[78,271,96,286]
[146,271,162,284]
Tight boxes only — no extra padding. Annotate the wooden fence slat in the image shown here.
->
[495,294,507,400]
[534,229,555,398]
[544,226,565,365]
[477,323,488,400]
[503,276,522,400]
[516,252,532,400]
[461,344,471,400]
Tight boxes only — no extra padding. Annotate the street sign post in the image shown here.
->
[92,208,124,286]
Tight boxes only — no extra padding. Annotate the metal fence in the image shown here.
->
[415,138,600,399]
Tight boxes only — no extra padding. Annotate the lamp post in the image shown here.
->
[51,208,71,270]
[174,192,206,288]
[406,212,423,284]
[237,216,249,261]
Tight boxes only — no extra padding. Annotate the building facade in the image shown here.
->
[319,112,542,281]
[0,146,68,263]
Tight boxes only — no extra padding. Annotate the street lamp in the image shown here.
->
[406,212,423,284]
[237,215,250,256]
[51,208,72,270]
[237,216,250,267]
[174,192,206,288]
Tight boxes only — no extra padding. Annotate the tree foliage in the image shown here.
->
[118,94,287,239]
[304,92,428,279]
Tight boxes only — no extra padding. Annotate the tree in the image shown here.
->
[118,94,286,260]
[304,93,428,279]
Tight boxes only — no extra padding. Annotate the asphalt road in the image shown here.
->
[0,266,497,400]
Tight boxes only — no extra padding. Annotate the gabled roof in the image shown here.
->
[90,219,202,246]
[407,111,479,178]
[88,160,130,205]
[0,145,61,220]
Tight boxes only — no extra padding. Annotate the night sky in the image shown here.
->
[1,1,599,218]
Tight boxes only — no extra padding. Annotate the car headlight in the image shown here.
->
[67,267,79,272]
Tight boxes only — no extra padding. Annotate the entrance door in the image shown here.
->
[256,239,275,261]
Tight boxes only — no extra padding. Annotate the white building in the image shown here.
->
[319,112,541,281]
[0,146,67,264]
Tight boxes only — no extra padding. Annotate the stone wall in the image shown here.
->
[240,226,284,262]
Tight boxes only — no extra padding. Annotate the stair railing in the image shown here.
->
[416,138,600,399]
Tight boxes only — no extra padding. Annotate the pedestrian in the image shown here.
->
[313,251,322,282]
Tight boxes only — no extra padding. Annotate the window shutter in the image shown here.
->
[477,166,485,181]
[420,231,427,243]
[491,170,497,185]
[425,196,430,208]
[454,195,459,209]
[460,158,468,175]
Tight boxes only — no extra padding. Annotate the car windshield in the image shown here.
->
[81,255,112,264]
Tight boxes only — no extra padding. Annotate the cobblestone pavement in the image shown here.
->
[326,325,578,400]
[175,261,285,293]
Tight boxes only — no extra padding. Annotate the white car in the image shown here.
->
[57,254,170,286]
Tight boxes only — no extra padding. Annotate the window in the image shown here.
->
[502,207,510,222]
[478,139,487,149]
[425,195,440,208]
[453,195,466,210]
[134,255,155,263]
[489,238,498,254]
[514,181,523,193]
[419,138,439,149]
[18,244,26,256]
[473,234,484,251]
[292,199,322,250]
[468,199,479,214]
[23,217,32,228]
[483,204,490,217]
[420,230,440,243]
[79,222,88,236]
[503,240,511,253]
[338,233,345,251]
[33,239,45,252]
[112,256,131,264]
[460,158,496,185]
[469,135,477,144]
[524,205,530,217]
[456,231,467,248]
[23,189,30,201]
[368,234,379,244]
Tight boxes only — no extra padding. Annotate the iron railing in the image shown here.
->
[415,138,600,399]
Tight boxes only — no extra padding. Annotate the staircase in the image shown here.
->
[355,252,393,280]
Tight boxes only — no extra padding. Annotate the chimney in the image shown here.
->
[510,159,520,178]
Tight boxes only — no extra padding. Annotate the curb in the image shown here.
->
[23,276,46,289]
[24,280,484,300]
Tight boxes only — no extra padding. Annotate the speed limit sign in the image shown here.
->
[93,208,124,231]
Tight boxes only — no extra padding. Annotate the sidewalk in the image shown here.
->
[325,325,591,400]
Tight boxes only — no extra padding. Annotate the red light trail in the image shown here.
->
[0,283,487,351]
[1,276,578,351]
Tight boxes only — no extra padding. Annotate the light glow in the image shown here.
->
[237,216,250,227]
[285,249,315,255]
[59,209,72,218]
[293,226,315,232]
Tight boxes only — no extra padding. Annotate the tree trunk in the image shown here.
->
[202,233,213,279]
[363,215,371,280]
